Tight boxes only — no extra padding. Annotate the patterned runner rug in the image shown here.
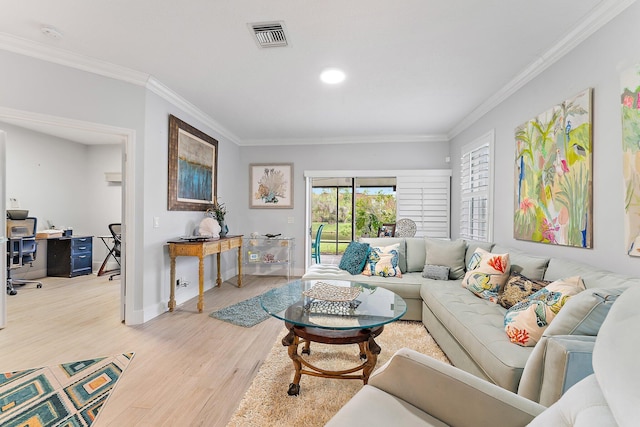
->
[0,352,134,427]
[210,281,302,327]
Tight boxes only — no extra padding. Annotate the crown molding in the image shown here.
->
[240,133,449,146]
[0,32,242,145]
[145,78,241,145]
[448,0,637,140]
[0,32,150,85]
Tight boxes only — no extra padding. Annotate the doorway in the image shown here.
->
[0,108,134,325]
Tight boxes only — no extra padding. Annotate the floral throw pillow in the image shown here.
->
[461,248,510,302]
[362,243,402,278]
[498,272,551,309]
[504,276,586,347]
[338,241,370,275]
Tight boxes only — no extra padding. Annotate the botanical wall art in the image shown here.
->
[621,65,640,257]
[250,163,293,208]
[514,88,593,248]
[168,115,218,211]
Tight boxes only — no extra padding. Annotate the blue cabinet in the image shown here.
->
[47,236,93,277]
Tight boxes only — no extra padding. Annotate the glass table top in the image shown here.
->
[260,279,407,330]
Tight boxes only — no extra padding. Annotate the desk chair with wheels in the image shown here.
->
[6,216,43,295]
[311,224,324,264]
[107,223,121,280]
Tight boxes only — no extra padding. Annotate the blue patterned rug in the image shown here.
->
[210,281,302,327]
[0,353,134,427]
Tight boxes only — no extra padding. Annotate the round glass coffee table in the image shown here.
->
[261,279,407,396]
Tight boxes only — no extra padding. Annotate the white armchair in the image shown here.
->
[326,286,640,427]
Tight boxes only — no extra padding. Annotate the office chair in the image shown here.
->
[311,224,324,264]
[108,223,121,280]
[6,216,43,295]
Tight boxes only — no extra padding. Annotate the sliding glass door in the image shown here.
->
[309,175,396,265]
[311,177,354,262]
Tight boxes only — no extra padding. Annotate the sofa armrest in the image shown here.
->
[518,335,596,406]
[367,348,545,426]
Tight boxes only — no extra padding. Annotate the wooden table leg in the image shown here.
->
[237,245,243,287]
[216,253,222,287]
[168,254,176,312]
[282,328,302,396]
[197,255,205,313]
[362,333,381,384]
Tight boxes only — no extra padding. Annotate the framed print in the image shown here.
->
[250,163,293,208]
[168,115,218,211]
[379,223,396,237]
[621,65,640,256]
[514,88,592,248]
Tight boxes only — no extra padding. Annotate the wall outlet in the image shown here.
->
[288,217,294,224]
[177,278,189,288]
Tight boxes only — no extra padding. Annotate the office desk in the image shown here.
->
[167,235,243,313]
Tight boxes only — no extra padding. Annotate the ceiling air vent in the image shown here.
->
[249,22,288,48]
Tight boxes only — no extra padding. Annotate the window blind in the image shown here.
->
[396,174,451,238]
[460,133,493,241]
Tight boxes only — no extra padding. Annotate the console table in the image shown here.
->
[167,235,243,313]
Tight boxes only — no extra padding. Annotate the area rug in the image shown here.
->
[210,281,303,327]
[227,321,449,426]
[0,352,134,427]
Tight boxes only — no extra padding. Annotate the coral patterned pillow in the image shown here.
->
[362,244,402,278]
[504,276,586,347]
[461,248,510,302]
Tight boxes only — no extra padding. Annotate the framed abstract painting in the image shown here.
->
[249,163,293,208]
[514,88,593,248]
[621,65,640,257]
[167,115,218,211]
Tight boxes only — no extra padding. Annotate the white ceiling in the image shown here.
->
[0,0,631,146]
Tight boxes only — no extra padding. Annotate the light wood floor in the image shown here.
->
[0,274,293,426]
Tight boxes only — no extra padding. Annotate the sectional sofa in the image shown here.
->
[302,237,640,400]
[326,285,640,427]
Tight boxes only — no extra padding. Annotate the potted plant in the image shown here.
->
[211,198,228,237]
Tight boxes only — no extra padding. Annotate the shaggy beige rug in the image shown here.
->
[227,321,450,426]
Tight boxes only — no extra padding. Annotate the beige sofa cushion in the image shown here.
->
[492,245,549,280]
[405,237,427,272]
[420,281,532,391]
[592,286,640,425]
[425,238,466,279]
[528,374,616,426]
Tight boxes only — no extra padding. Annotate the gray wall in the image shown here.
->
[2,122,122,271]
[449,2,640,277]
[141,90,242,315]
[239,140,451,274]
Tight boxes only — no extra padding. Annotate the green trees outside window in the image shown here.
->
[312,187,395,255]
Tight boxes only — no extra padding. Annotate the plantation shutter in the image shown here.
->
[396,172,451,238]
[460,132,493,241]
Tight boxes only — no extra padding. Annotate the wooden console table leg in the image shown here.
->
[237,246,243,287]
[197,255,205,313]
[168,255,176,312]
[216,253,222,287]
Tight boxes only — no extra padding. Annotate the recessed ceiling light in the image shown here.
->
[320,68,346,85]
